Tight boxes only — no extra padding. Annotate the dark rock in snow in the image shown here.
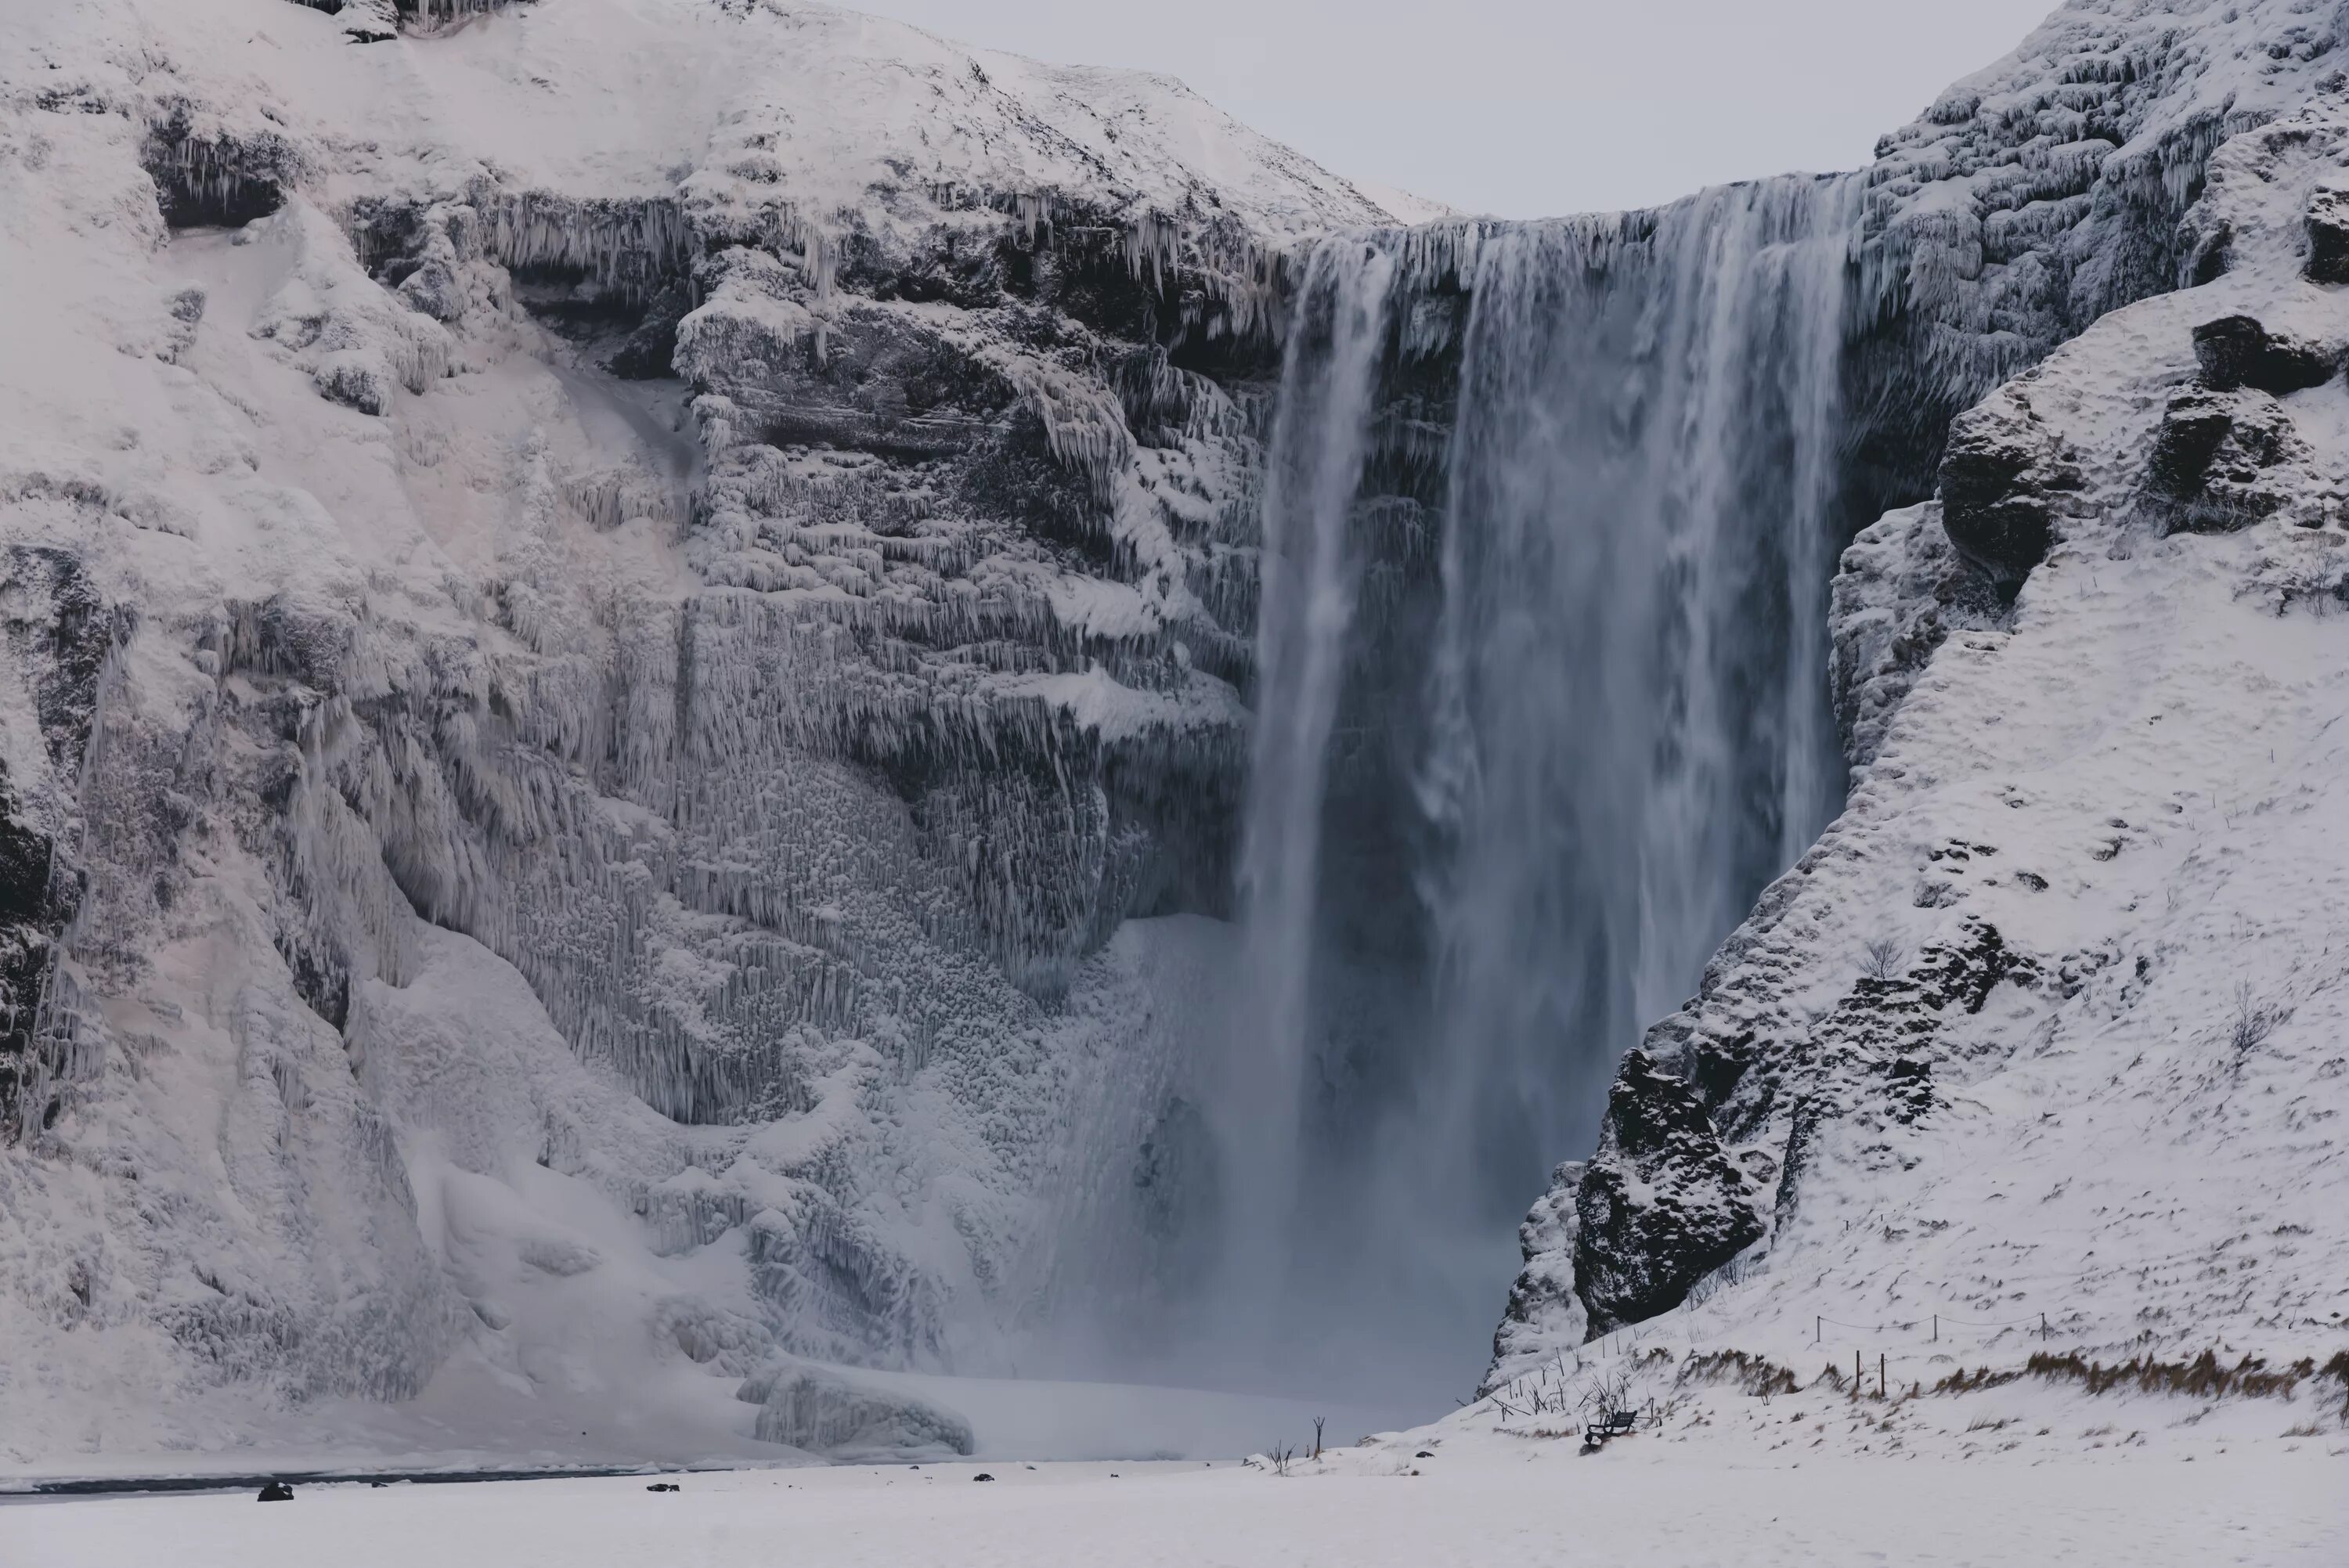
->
[256,1480,294,1501]
[2307,186,2349,284]
[1937,393,2067,589]
[2191,315,2337,394]
[2151,387,2241,495]
[971,1472,995,1482]
[2147,387,2309,533]
[312,352,393,416]
[1571,1051,1764,1339]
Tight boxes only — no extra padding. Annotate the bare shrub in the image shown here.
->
[2230,981,2288,1052]
[1932,1364,2020,1395]
[1863,937,1907,981]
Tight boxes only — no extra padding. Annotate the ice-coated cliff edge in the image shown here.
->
[1846,0,2349,503]
[1485,84,2349,1422]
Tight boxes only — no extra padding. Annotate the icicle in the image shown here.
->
[484,191,692,305]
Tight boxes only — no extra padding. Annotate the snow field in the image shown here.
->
[5,1447,2344,1568]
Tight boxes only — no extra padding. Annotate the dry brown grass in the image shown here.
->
[2023,1349,2329,1400]
[1678,1349,1800,1397]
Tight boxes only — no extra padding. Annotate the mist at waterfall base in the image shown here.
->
[1030,178,1861,1419]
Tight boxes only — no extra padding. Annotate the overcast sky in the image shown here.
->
[853,0,2063,218]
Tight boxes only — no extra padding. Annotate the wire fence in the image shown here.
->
[1480,1303,2139,1422]
[1813,1310,2051,1340]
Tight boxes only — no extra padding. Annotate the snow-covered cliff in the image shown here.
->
[1486,36,2349,1418]
[0,0,1423,1461]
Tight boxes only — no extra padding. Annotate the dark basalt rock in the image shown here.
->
[2146,386,2307,533]
[2307,186,2349,285]
[607,283,688,379]
[1571,1051,1764,1339]
[256,1480,294,1501]
[2150,387,2239,495]
[2191,315,2338,395]
[1938,396,2067,590]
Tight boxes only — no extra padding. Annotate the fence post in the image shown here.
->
[1853,1350,1860,1400]
[1816,1316,1821,1344]
[1879,1353,1885,1399]
[2040,1313,2048,1341]
[1932,1314,1938,1343]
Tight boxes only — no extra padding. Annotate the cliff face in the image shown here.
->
[1488,86,2349,1396]
[0,0,1420,1457]
[1843,0,2349,522]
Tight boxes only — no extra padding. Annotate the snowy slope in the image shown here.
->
[1485,96,2349,1439]
[22,0,1414,250]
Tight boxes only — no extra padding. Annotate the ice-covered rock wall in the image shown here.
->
[1846,0,2349,514]
[0,0,1416,1460]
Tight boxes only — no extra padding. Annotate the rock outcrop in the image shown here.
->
[1570,1051,1768,1339]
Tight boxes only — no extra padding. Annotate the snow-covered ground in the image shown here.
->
[7,1444,2344,1568]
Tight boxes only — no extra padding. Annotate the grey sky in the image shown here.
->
[853,1,2063,218]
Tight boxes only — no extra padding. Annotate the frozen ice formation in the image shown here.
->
[735,1356,976,1460]
[0,0,1406,1458]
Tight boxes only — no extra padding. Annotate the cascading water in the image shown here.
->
[1036,176,1865,1414]
[1218,239,1400,1338]
[1404,177,1862,1253]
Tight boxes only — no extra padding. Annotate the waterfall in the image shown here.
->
[1034,178,1863,1412]
[1408,178,1860,1243]
[1218,236,1400,1344]
[1213,176,1858,1404]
